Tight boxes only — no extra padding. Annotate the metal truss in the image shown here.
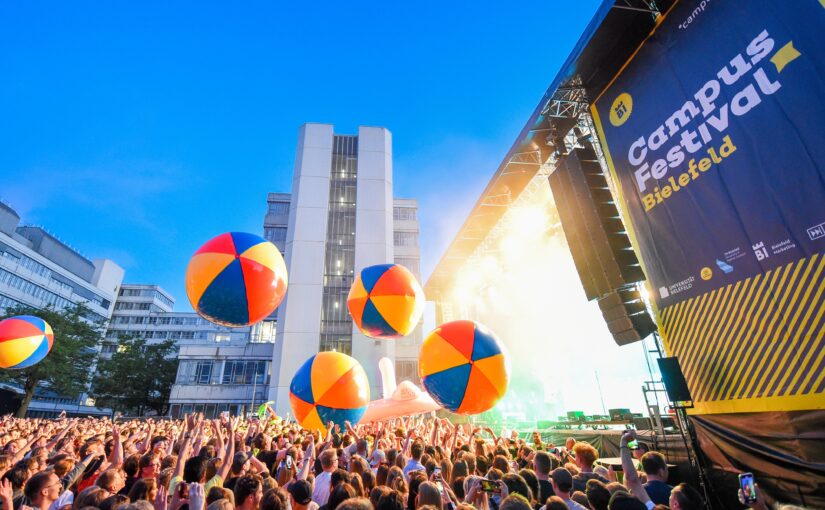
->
[612,0,660,17]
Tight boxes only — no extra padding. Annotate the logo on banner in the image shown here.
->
[716,259,734,274]
[609,93,633,127]
[700,267,713,280]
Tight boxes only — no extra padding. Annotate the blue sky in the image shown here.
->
[1,1,602,311]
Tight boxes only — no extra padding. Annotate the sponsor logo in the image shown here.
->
[659,286,670,299]
[609,93,633,127]
[716,259,734,274]
[700,267,713,280]
[752,241,770,261]
[808,222,825,240]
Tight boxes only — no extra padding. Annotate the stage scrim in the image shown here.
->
[590,0,825,504]
[592,0,825,415]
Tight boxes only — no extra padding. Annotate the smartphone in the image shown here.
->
[178,482,190,499]
[480,479,498,493]
[433,467,442,479]
[628,440,639,450]
[739,473,757,504]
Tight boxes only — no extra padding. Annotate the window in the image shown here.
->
[393,207,417,221]
[264,227,288,246]
[267,201,290,215]
[396,360,420,385]
[393,232,418,247]
[195,361,212,384]
[394,257,420,277]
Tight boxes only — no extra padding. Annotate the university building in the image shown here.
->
[0,201,123,416]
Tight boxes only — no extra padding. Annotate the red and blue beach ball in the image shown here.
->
[0,315,54,369]
[419,320,509,415]
[185,232,288,327]
[289,351,371,434]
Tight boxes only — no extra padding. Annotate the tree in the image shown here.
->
[92,336,178,416]
[0,304,104,417]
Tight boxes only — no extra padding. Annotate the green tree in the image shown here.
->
[92,336,178,416]
[0,304,104,417]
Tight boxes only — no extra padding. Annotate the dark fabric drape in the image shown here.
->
[692,411,825,508]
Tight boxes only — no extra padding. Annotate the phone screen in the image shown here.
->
[739,473,757,503]
[627,440,639,450]
[480,479,498,493]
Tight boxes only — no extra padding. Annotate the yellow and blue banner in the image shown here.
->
[592,0,825,414]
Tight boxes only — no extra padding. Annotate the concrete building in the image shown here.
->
[104,283,277,418]
[392,198,423,385]
[264,193,290,257]
[0,201,123,416]
[270,124,406,414]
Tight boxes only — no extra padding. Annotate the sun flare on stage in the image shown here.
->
[441,179,651,421]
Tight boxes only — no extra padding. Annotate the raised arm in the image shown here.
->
[109,423,124,468]
[46,421,75,452]
[297,439,315,481]
[620,430,651,505]
[215,418,236,481]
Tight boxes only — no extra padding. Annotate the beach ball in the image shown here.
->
[185,232,287,327]
[0,316,54,369]
[289,352,370,434]
[347,264,424,339]
[419,320,509,414]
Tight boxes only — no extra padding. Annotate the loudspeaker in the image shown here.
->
[657,357,693,405]
[633,417,653,430]
[548,145,646,302]
[598,285,657,345]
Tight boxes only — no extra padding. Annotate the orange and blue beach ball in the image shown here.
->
[347,263,424,339]
[289,351,370,434]
[419,320,509,415]
[0,315,54,369]
[185,232,288,327]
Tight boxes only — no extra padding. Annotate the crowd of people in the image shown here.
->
[0,411,749,510]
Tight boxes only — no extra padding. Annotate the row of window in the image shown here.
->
[1,246,110,309]
[169,402,258,420]
[393,207,417,221]
[107,329,205,340]
[267,201,290,216]
[111,315,212,326]
[264,227,287,245]
[114,302,166,312]
[175,359,269,386]
[394,257,421,277]
[118,288,174,308]
[393,232,418,246]
[0,267,79,312]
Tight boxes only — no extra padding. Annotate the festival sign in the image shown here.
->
[592,0,825,413]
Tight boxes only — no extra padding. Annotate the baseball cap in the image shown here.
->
[232,452,250,472]
[368,449,386,468]
[288,480,313,505]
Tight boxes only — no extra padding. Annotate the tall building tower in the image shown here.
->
[391,198,422,385]
[270,124,396,412]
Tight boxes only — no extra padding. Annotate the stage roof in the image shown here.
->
[424,0,676,296]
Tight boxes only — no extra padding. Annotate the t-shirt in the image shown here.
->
[257,450,280,472]
[572,471,609,493]
[563,499,588,510]
[312,471,332,505]
[537,479,555,506]
[168,474,224,498]
[403,459,426,479]
[643,480,673,506]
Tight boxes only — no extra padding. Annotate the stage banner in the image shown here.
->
[591,0,825,414]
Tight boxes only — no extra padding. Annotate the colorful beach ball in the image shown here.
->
[0,316,54,369]
[289,351,370,434]
[347,264,424,339]
[419,320,509,415]
[185,232,288,327]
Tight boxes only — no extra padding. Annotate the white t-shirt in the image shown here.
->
[312,471,332,505]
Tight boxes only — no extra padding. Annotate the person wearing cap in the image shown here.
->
[549,468,587,510]
[224,452,252,491]
[288,479,315,510]
[368,449,386,473]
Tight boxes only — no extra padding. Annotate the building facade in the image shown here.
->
[392,198,422,385]
[104,284,278,418]
[0,201,123,416]
[269,124,404,414]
